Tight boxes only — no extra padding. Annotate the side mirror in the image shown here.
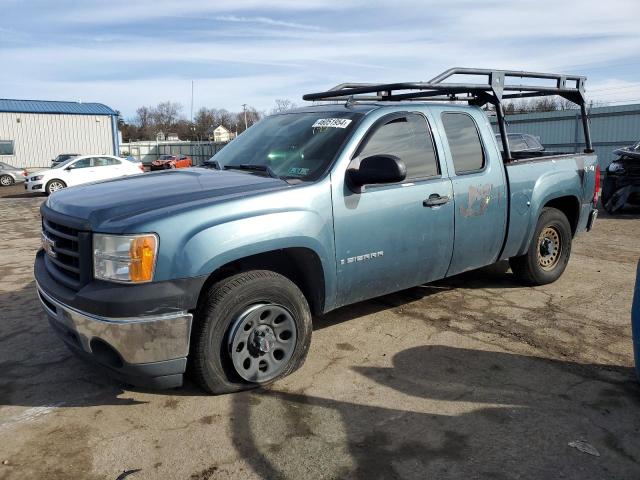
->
[347,154,406,192]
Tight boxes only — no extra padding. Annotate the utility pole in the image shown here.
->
[190,80,194,124]
[241,103,248,131]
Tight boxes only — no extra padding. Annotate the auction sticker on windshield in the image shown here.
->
[312,118,352,129]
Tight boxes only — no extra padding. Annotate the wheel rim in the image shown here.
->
[227,303,298,383]
[49,181,64,192]
[537,226,561,271]
[0,176,11,186]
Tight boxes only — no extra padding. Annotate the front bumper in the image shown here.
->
[37,282,193,389]
[149,163,172,171]
[24,180,44,191]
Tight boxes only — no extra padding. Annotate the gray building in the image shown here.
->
[0,99,119,169]
[491,103,640,167]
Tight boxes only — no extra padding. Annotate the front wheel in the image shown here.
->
[190,270,312,394]
[509,207,572,285]
[45,179,66,195]
[0,175,13,186]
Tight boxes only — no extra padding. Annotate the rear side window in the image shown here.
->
[524,135,542,149]
[94,157,120,166]
[441,113,485,173]
[358,114,439,180]
[508,134,529,151]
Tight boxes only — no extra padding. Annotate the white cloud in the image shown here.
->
[3,0,640,114]
[214,15,324,31]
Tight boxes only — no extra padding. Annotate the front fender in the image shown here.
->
[171,209,337,310]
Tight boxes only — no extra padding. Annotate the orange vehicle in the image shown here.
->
[150,154,192,171]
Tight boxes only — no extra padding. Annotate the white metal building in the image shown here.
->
[0,99,119,169]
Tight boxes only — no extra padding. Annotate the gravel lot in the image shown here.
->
[1,184,639,479]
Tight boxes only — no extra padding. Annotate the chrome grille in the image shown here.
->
[41,215,91,290]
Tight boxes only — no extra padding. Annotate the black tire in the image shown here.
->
[0,174,14,187]
[190,270,312,394]
[509,207,572,285]
[45,179,66,195]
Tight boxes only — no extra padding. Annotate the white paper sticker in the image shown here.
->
[312,118,352,129]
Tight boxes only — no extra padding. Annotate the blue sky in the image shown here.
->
[2,0,640,119]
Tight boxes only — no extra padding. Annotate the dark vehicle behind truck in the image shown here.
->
[602,141,640,214]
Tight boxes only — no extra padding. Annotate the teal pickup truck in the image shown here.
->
[35,68,600,392]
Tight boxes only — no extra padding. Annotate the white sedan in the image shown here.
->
[25,155,144,195]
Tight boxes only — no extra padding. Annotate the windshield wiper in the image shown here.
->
[224,164,282,180]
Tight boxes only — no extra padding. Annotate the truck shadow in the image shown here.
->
[230,345,640,479]
[315,261,521,331]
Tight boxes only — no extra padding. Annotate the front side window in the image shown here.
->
[357,114,439,180]
[69,158,92,169]
[0,141,14,155]
[213,111,362,181]
[442,113,485,173]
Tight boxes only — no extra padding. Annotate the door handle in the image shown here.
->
[423,194,450,207]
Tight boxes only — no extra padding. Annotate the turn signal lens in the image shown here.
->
[129,236,157,282]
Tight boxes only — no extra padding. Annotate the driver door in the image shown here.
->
[332,112,455,306]
[63,157,95,186]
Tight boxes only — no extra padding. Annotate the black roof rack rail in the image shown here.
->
[302,67,593,161]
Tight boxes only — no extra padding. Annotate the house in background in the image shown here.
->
[0,99,119,168]
[210,125,234,143]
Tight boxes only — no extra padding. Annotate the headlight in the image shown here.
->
[93,233,158,283]
[31,175,43,181]
[607,162,625,173]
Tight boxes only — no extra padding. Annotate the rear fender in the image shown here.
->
[518,170,582,256]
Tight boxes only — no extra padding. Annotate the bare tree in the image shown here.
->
[271,98,297,114]
[152,101,183,133]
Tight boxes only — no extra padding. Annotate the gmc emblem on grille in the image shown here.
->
[41,233,57,258]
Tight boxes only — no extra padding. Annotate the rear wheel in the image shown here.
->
[190,270,312,394]
[509,207,572,285]
[0,175,13,186]
[45,179,66,195]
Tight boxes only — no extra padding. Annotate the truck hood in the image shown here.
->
[46,168,290,230]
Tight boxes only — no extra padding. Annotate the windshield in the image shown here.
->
[212,111,362,181]
[52,158,77,169]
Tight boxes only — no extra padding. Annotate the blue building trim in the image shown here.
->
[111,115,119,156]
[0,98,117,116]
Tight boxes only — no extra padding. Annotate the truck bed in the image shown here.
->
[500,152,598,261]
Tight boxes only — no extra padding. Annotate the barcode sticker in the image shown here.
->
[312,118,352,129]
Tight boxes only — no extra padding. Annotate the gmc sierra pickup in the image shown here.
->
[35,68,600,393]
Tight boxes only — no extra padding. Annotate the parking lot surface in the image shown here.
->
[1,188,639,479]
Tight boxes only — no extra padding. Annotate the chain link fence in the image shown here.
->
[119,141,229,166]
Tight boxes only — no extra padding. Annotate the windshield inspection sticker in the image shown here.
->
[288,167,310,177]
[312,118,352,129]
